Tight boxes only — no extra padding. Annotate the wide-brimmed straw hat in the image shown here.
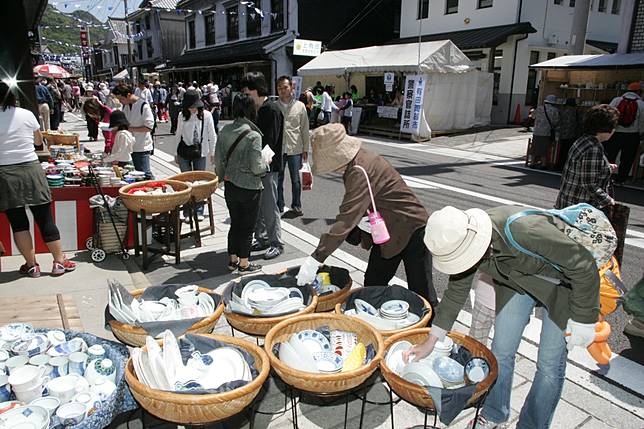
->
[424,206,492,275]
[182,89,203,109]
[310,124,361,174]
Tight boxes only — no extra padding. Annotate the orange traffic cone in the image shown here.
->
[513,104,522,125]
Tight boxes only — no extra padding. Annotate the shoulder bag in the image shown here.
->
[177,116,204,161]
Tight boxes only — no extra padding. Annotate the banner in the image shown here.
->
[400,75,426,135]
[377,106,399,119]
[291,76,302,99]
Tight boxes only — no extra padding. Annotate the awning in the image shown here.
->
[297,40,473,76]
[391,22,537,50]
[113,69,129,79]
[530,53,644,69]
[587,39,618,53]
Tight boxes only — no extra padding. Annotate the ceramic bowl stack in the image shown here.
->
[48,145,77,160]
[228,280,305,316]
[46,174,65,188]
[109,284,217,325]
[0,323,119,428]
[123,171,146,183]
[344,299,421,331]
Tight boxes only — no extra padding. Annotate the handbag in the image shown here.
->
[353,165,390,245]
[177,117,204,161]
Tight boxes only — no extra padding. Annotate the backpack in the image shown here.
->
[616,97,638,127]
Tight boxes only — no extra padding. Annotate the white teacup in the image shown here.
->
[30,395,61,418]
[50,356,69,378]
[87,345,105,362]
[68,352,88,376]
[5,355,28,374]
[14,381,45,403]
[29,354,51,376]
[46,375,86,403]
[8,365,48,392]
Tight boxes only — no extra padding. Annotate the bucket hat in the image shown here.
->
[424,206,492,275]
[108,110,130,129]
[310,124,361,174]
[182,89,203,109]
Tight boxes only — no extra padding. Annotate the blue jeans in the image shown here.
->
[131,151,153,180]
[482,292,567,429]
[277,153,302,212]
[177,156,206,216]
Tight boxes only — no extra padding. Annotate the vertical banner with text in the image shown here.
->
[291,76,303,99]
[400,75,426,135]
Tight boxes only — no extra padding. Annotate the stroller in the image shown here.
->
[86,164,130,263]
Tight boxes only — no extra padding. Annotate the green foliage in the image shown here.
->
[40,4,109,55]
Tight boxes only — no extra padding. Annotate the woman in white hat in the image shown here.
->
[406,205,600,429]
[295,124,436,306]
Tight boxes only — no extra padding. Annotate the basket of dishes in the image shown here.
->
[119,179,192,214]
[380,328,498,413]
[223,274,318,337]
[42,131,80,146]
[283,265,353,312]
[334,285,432,338]
[107,282,224,347]
[125,330,270,424]
[264,313,384,395]
[168,171,219,202]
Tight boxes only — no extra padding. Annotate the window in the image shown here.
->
[569,0,575,6]
[144,15,150,30]
[135,21,141,33]
[246,0,262,37]
[554,0,563,5]
[598,0,606,11]
[547,52,556,59]
[120,54,128,66]
[478,0,493,8]
[612,0,621,14]
[187,20,196,49]
[136,41,142,60]
[113,46,119,66]
[146,38,153,58]
[205,13,216,45]
[227,5,239,41]
[270,0,284,33]
[525,51,540,106]
[417,0,429,19]
[446,0,458,14]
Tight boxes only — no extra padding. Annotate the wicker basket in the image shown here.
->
[125,334,270,424]
[109,287,224,347]
[334,290,432,339]
[168,171,219,202]
[264,313,384,395]
[315,279,353,313]
[42,132,80,146]
[119,180,192,214]
[379,328,498,410]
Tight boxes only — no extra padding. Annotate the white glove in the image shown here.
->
[296,256,319,286]
[565,319,596,352]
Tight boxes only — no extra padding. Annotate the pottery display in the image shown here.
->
[229,280,306,316]
[0,405,49,429]
[344,299,421,331]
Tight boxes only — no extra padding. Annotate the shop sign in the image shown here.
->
[377,106,399,119]
[291,76,303,99]
[293,39,322,57]
[400,75,426,134]
[384,72,394,85]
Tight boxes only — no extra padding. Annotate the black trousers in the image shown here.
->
[364,227,438,308]
[86,115,98,139]
[224,181,261,259]
[4,203,60,242]
[604,131,640,182]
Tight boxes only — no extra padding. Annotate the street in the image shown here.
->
[151,119,644,365]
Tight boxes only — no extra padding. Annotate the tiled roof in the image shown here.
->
[392,22,537,50]
[137,0,180,9]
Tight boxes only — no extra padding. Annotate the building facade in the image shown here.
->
[100,19,130,76]
[399,0,627,123]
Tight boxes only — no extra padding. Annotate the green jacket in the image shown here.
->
[433,205,600,338]
[214,118,268,190]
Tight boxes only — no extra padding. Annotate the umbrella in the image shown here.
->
[33,64,71,79]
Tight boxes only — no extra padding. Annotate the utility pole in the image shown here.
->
[124,0,133,80]
[569,0,591,55]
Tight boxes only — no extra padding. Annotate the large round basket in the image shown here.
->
[125,334,270,424]
[334,290,432,339]
[380,328,498,410]
[168,171,219,202]
[264,313,384,395]
[225,294,319,337]
[119,179,192,214]
[43,132,79,146]
[109,287,224,347]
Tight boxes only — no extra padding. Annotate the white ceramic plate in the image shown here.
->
[162,331,184,386]
[241,280,271,304]
[395,313,421,329]
[247,288,289,308]
[432,357,464,384]
[385,340,413,374]
[0,405,49,428]
[280,341,315,373]
[295,330,331,355]
[313,352,343,373]
[200,348,247,389]
[0,324,34,342]
[263,297,305,315]
[380,300,410,317]
[354,299,378,316]
[402,362,443,388]
[144,337,163,389]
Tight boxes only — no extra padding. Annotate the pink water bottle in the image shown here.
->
[368,210,390,244]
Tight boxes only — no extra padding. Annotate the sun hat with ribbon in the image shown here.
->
[424,206,493,275]
[310,124,361,174]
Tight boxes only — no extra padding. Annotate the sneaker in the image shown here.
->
[251,240,270,252]
[235,262,262,274]
[467,416,506,429]
[292,207,303,217]
[264,246,282,260]
[52,259,77,276]
[624,319,644,338]
[228,261,238,272]
[19,263,41,278]
[197,214,205,222]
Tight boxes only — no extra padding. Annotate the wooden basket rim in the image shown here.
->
[316,279,354,304]
[124,333,270,405]
[264,313,385,382]
[119,179,192,200]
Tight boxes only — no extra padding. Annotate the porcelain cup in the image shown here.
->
[0,375,10,402]
[56,401,86,426]
[13,380,45,403]
[68,352,88,376]
[30,395,61,418]
[87,345,106,362]
[29,354,51,377]
[73,391,99,416]
[50,356,69,378]
[8,365,48,392]
[46,375,85,403]
[5,355,28,374]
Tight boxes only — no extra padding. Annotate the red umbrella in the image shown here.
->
[33,64,71,79]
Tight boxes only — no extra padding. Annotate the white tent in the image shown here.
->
[113,69,129,80]
[298,40,493,136]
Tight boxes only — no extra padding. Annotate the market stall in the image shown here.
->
[297,40,493,139]
[531,52,644,180]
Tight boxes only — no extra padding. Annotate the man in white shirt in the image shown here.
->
[112,84,155,179]
[321,85,338,124]
[607,82,644,184]
[134,81,153,104]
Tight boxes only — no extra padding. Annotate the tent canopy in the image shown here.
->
[531,53,644,69]
[113,69,129,79]
[297,40,473,76]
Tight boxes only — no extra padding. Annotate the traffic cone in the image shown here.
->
[513,104,522,125]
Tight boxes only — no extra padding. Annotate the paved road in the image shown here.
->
[151,119,644,365]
